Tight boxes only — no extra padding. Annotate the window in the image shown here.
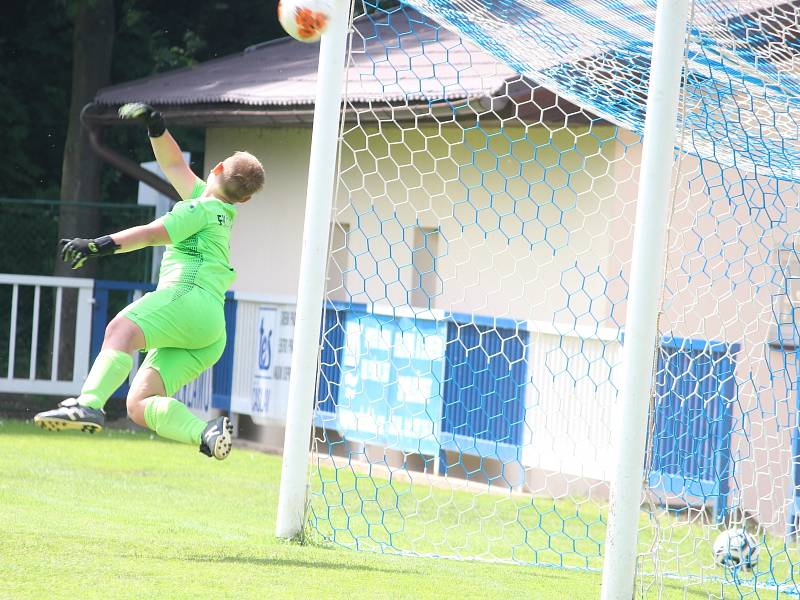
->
[410,226,440,309]
[769,246,800,350]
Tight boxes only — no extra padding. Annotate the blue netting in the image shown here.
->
[406,0,800,180]
[305,1,800,595]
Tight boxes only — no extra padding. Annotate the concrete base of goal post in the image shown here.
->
[274,0,351,541]
[600,0,691,597]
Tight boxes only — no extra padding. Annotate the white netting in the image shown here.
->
[306,1,800,595]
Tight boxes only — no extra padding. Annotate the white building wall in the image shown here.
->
[205,123,621,325]
[204,121,798,534]
[610,136,800,534]
[334,122,622,327]
[205,126,313,299]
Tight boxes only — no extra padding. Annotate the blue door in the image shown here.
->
[786,377,800,536]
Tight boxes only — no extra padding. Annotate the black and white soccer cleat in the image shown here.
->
[199,416,233,460]
[33,398,105,433]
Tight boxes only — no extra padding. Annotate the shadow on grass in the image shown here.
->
[181,550,585,583]
[1,419,164,443]
[181,554,407,575]
[662,582,715,599]
[646,578,779,599]
[2,419,276,455]
[298,540,586,579]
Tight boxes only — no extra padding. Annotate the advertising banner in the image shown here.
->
[234,303,296,420]
[176,367,213,420]
[336,311,446,455]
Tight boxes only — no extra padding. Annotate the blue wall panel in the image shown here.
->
[317,305,346,415]
[648,336,737,519]
[91,280,156,399]
[212,292,237,410]
[442,320,528,447]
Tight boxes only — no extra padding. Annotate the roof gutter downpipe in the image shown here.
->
[80,103,181,202]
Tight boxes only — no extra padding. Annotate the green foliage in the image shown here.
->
[103,0,287,202]
[0,198,154,278]
[0,4,73,199]
[4,0,286,203]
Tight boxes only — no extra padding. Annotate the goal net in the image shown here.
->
[306,0,800,594]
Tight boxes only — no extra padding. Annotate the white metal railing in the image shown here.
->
[0,274,93,396]
[523,324,622,482]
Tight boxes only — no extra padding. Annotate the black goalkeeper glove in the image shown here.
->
[118,102,166,138]
[59,236,120,270]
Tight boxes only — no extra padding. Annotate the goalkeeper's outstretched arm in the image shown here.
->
[60,221,171,270]
[149,131,201,200]
[108,221,171,254]
[118,103,201,200]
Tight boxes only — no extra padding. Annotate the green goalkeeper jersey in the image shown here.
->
[157,179,236,302]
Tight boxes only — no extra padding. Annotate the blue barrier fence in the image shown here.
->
[313,309,739,512]
[88,281,739,512]
[317,302,348,415]
[647,336,739,521]
[90,281,236,402]
[787,379,800,537]
[90,280,156,363]
[439,317,529,470]
[212,292,237,409]
[91,280,155,399]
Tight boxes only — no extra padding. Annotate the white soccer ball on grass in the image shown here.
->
[712,528,759,570]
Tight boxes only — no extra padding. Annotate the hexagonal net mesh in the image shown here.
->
[307,0,800,595]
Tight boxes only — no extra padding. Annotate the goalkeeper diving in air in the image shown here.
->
[34,103,265,460]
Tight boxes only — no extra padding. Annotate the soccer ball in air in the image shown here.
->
[278,0,334,43]
[712,528,759,570]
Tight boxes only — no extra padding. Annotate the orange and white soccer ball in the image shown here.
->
[278,0,334,43]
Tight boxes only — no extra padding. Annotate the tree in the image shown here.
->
[51,0,115,378]
[2,0,286,205]
[0,4,73,199]
[56,0,116,279]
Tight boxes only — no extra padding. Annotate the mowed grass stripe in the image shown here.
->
[0,420,777,599]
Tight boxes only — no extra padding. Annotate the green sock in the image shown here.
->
[143,396,206,445]
[77,349,133,409]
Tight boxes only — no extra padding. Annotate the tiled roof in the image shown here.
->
[94,8,516,108]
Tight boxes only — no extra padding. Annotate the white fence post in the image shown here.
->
[275,0,352,540]
[600,1,691,598]
[73,286,94,383]
[0,274,94,396]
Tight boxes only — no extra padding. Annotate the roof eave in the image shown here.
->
[85,102,320,127]
[84,84,606,128]
[83,98,491,127]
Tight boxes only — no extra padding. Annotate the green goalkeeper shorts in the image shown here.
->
[120,286,226,396]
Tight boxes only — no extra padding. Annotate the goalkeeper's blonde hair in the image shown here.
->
[220,151,265,202]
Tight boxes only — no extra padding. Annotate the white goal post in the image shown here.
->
[275,0,353,540]
[600,0,691,596]
[274,0,800,595]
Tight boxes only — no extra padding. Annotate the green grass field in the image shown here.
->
[0,420,791,599]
